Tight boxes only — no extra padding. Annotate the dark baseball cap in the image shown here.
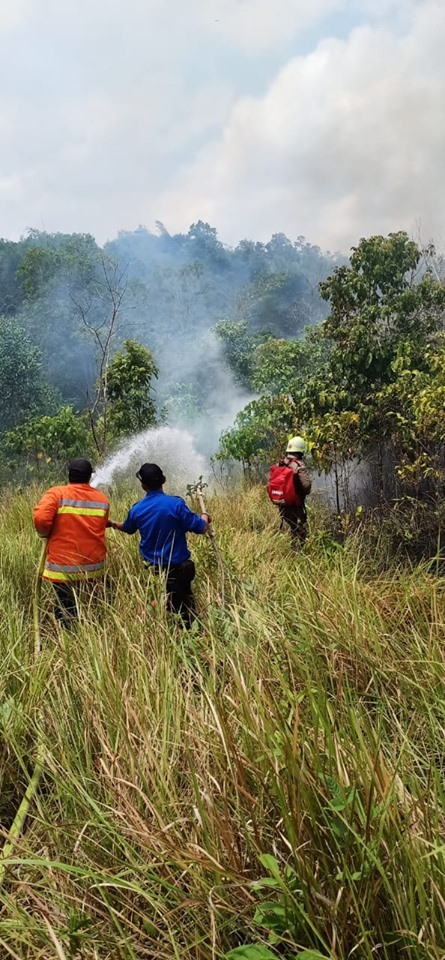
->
[68,458,93,483]
[136,463,165,488]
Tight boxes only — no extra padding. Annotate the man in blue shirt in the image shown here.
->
[108,463,210,627]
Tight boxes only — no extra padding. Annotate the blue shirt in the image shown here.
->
[121,490,206,566]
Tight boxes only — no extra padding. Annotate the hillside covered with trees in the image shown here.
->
[2,223,445,555]
[0,223,337,474]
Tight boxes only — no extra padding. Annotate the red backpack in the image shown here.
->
[267,463,302,506]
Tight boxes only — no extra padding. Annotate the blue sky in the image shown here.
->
[0,0,443,252]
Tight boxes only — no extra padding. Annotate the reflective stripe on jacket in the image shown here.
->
[33,483,109,582]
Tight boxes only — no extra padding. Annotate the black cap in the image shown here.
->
[136,463,165,489]
[68,458,93,483]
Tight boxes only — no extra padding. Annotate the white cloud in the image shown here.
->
[0,0,239,239]
[0,0,31,29]
[200,0,345,53]
[160,0,445,251]
[0,0,443,250]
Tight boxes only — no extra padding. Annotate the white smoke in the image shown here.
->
[93,425,209,493]
[159,1,445,253]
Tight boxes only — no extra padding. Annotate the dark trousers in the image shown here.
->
[148,559,197,628]
[279,504,307,546]
[52,579,105,628]
[52,581,78,627]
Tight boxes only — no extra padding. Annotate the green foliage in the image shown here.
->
[0,315,57,435]
[224,948,280,959]
[252,338,309,395]
[105,339,158,442]
[369,341,445,493]
[218,395,297,467]
[2,407,93,479]
[319,232,420,314]
[17,233,103,404]
[162,381,201,423]
[215,319,271,387]
[220,232,445,511]
[18,231,99,301]
[0,224,339,445]
[0,239,27,316]
[306,234,445,486]
[318,233,444,406]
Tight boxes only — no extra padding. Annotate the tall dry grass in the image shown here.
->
[0,485,444,959]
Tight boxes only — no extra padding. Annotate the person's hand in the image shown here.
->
[201,512,212,525]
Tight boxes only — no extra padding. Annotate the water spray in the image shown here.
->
[93,425,209,491]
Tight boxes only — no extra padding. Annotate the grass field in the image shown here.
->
[0,484,445,959]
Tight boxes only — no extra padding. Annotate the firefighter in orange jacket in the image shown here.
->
[33,458,109,627]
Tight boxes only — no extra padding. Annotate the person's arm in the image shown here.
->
[291,460,312,496]
[177,500,210,534]
[107,506,138,534]
[107,520,125,531]
[33,488,59,538]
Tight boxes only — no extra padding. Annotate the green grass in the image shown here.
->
[0,484,445,958]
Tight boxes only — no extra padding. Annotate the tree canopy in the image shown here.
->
[218,232,445,508]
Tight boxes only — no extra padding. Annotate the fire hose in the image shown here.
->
[193,487,226,609]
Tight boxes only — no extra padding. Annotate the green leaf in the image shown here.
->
[224,947,278,959]
[252,877,281,889]
[258,854,281,879]
[225,949,329,960]
[295,952,330,959]
[254,902,287,934]
[0,697,16,728]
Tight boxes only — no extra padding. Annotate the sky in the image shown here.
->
[0,0,444,253]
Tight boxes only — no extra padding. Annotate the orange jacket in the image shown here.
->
[33,483,109,582]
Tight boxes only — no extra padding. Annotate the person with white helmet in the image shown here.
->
[267,436,312,546]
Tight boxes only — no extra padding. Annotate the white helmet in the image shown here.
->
[286,435,306,454]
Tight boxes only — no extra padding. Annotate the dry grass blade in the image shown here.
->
[0,486,444,958]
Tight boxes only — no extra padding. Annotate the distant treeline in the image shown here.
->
[0,222,338,424]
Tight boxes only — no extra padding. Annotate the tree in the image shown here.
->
[71,254,130,453]
[251,337,308,395]
[0,239,27,316]
[0,316,57,435]
[318,232,444,399]
[217,232,445,511]
[217,395,297,471]
[312,232,445,495]
[2,406,93,480]
[105,339,158,443]
[17,234,148,427]
[156,261,210,339]
[186,221,228,268]
[215,319,271,388]
[17,232,102,405]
